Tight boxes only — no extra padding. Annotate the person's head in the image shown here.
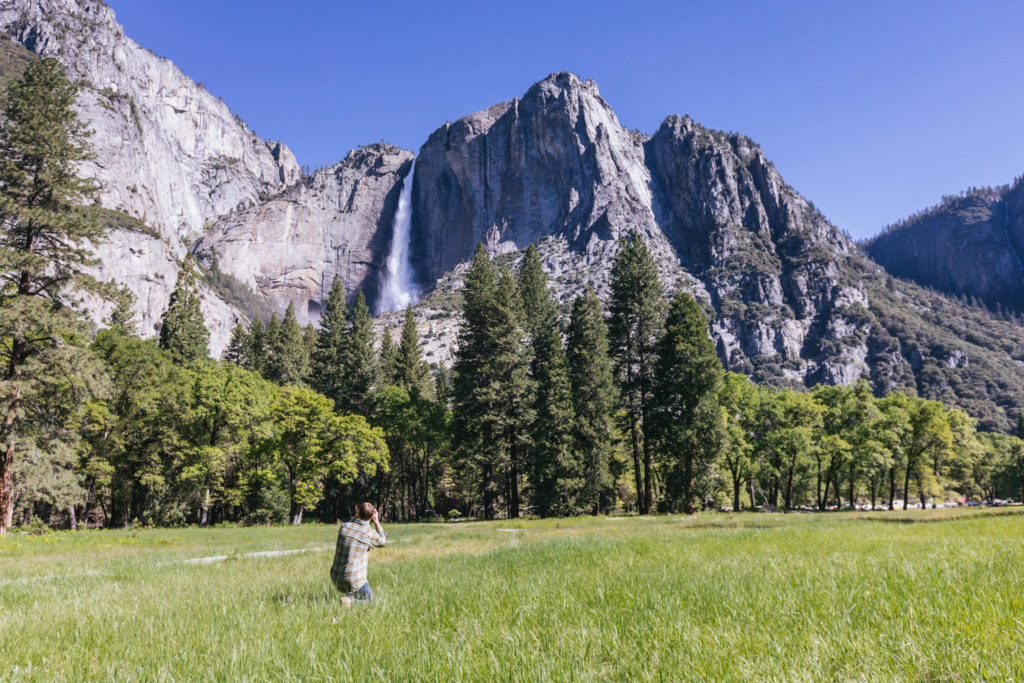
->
[355,502,375,521]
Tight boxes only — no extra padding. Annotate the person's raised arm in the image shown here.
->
[370,508,387,546]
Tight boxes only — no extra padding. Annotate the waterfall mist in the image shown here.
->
[379,160,419,313]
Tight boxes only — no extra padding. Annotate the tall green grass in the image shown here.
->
[2,510,1022,681]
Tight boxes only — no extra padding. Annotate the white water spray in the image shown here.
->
[379,160,419,313]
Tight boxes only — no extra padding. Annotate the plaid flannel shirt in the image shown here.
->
[330,518,387,593]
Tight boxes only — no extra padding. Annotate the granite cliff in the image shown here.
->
[0,0,299,351]
[865,179,1024,311]
[4,3,1024,430]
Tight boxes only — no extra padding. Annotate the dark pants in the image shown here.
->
[348,583,374,601]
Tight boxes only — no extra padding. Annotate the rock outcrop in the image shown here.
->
[0,0,300,354]
[195,144,414,324]
[865,181,1024,310]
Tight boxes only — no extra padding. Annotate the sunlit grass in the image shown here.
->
[2,509,1023,680]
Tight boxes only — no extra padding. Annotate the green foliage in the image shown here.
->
[395,306,433,396]
[565,289,617,514]
[339,291,378,415]
[518,244,574,517]
[651,292,724,513]
[158,257,210,364]
[607,233,665,514]
[265,302,309,386]
[0,58,111,533]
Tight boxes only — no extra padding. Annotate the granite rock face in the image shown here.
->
[195,144,414,325]
[406,73,871,387]
[0,0,299,354]
[865,182,1024,310]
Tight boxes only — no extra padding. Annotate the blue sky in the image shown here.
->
[107,0,1024,240]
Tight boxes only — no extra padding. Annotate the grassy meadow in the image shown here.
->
[2,509,1024,681]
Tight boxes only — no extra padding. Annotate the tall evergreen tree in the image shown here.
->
[378,328,398,387]
[159,257,210,364]
[310,276,347,403]
[396,306,433,396]
[518,244,574,516]
[223,323,249,365]
[565,289,617,514]
[247,318,269,376]
[0,59,111,532]
[452,244,503,518]
[651,292,724,514]
[108,286,137,336]
[266,302,309,385]
[340,290,377,415]
[607,233,664,513]
[492,268,534,518]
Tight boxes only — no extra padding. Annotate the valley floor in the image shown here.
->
[2,510,1022,680]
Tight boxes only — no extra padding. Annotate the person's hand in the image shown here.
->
[371,508,380,524]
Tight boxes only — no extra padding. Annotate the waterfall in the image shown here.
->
[379,160,419,313]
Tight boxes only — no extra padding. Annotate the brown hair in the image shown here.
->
[355,502,374,521]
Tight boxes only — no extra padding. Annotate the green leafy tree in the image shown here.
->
[0,58,111,533]
[159,257,210,364]
[374,386,451,519]
[565,289,617,514]
[650,292,723,514]
[718,373,759,511]
[517,244,574,516]
[261,386,388,524]
[178,361,276,525]
[607,233,664,514]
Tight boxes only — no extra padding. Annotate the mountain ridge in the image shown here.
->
[4,3,1024,430]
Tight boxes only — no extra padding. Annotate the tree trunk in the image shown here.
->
[888,466,896,510]
[200,488,210,527]
[870,475,877,511]
[292,507,303,525]
[509,429,520,519]
[815,456,823,510]
[640,394,653,514]
[903,460,912,511]
[0,383,22,535]
[749,479,757,509]
[732,473,741,512]
[683,454,695,515]
[628,410,643,513]
[848,463,856,509]
[69,505,77,531]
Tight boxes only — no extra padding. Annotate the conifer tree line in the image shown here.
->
[3,60,1024,533]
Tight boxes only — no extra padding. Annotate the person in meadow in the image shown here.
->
[330,502,387,604]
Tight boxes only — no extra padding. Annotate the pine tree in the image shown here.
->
[396,306,433,396]
[651,292,724,514]
[108,286,137,336]
[247,318,269,376]
[223,323,250,365]
[565,289,617,514]
[340,290,377,415]
[159,257,210,364]
[607,232,664,514]
[310,276,347,403]
[518,244,574,516]
[492,268,534,518]
[266,302,309,385]
[0,59,111,533]
[378,328,398,387]
[452,244,502,518]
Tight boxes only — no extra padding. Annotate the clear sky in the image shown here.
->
[105,0,1024,240]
